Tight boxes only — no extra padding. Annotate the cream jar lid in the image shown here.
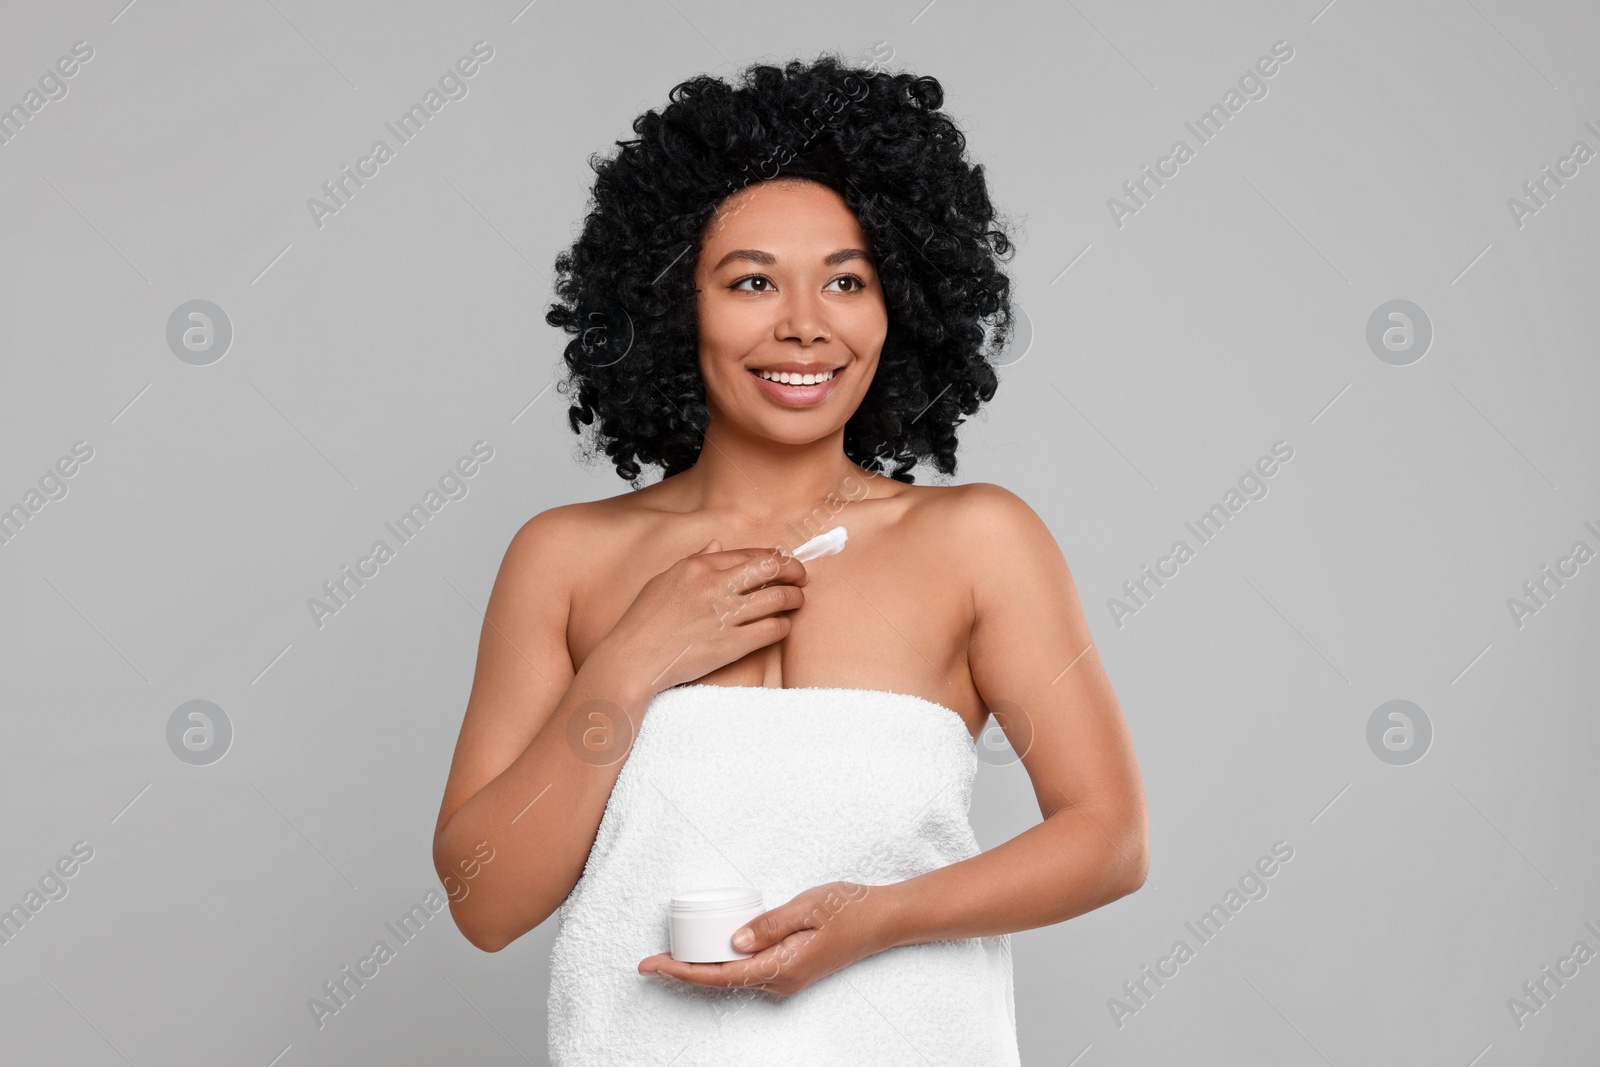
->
[669,886,762,914]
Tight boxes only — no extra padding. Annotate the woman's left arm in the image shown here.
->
[869,482,1150,949]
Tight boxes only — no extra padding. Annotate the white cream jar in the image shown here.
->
[669,886,765,962]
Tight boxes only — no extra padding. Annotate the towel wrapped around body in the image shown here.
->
[547,683,1021,1066]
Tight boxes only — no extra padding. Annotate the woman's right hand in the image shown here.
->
[593,539,809,695]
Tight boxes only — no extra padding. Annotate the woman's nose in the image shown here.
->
[776,291,832,345]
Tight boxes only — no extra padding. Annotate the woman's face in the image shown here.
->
[693,177,888,443]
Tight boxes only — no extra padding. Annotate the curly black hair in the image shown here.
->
[545,50,1017,486]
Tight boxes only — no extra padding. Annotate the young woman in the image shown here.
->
[432,53,1148,1065]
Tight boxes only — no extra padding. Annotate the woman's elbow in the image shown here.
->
[461,918,510,953]
[442,891,514,953]
[1118,837,1150,897]
[1111,811,1150,898]
[433,839,509,952]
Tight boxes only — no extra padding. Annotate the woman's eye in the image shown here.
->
[730,274,868,293]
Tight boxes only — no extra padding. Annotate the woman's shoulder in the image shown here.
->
[906,480,1044,535]
[903,481,1063,583]
[501,489,670,599]
[506,492,646,562]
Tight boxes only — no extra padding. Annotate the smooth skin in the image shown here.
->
[432,177,1149,998]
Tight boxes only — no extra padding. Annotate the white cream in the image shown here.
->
[787,525,848,562]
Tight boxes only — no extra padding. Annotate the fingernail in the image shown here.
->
[733,929,754,949]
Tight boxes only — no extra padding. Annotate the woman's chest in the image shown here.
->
[567,532,981,731]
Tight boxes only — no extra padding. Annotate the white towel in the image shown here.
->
[547,684,1020,1066]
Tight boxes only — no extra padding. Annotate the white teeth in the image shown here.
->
[755,368,835,385]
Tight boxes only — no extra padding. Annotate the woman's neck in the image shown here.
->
[665,426,879,526]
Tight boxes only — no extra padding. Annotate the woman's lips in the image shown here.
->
[748,364,845,408]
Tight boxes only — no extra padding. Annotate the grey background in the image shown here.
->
[2,0,1597,1064]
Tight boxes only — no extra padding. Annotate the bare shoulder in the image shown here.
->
[919,482,1069,599]
[482,506,578,636]
[925,481,1060,553]
[501,489,654,595]
[503,500,587,569]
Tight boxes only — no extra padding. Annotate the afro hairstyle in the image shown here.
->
[545,50,1017,486]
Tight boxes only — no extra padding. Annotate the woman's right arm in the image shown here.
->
[430,507,647,951]
[431,511,806,952]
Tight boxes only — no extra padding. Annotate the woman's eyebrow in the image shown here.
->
[711,248,874,270]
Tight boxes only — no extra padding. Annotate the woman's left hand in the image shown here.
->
[638,880,897,997]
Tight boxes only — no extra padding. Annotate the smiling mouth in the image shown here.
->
[747,365,845,387]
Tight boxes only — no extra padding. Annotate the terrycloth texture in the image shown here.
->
[547,684,1020,1066]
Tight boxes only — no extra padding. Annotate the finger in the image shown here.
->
[732,582,804,620]
[732,913,777,952]
[709,545,799,574]
[735,930,818,991]
[765,552,809,587]
[684,538,722,562]
[716,549,809,593]
[645,956,747,987]
[732,908,806,953]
